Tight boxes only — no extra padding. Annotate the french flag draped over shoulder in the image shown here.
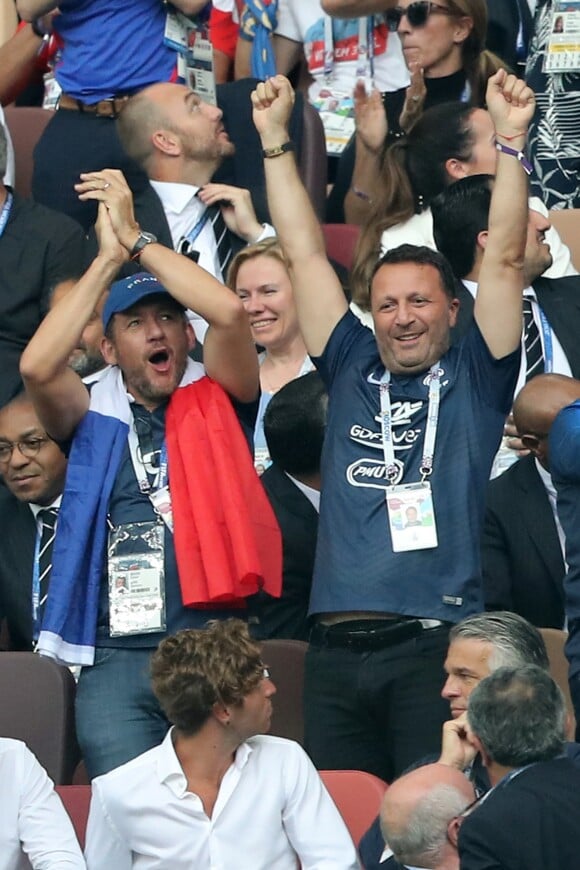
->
[37,363,281,666]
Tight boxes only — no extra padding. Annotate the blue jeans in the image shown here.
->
[75,647,170,779]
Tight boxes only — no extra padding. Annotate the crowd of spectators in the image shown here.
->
[1,0,580,867]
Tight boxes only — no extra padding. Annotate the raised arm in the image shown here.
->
[20,205,124,442]
[0,24,43,106]
[475,70,535,359]
[321,0,396,16]
[76,170,259,404]
[16,0,58,21]
[252,76,348,357]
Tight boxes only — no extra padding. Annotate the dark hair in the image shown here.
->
[432,174,494,278]
[351,103,477,308]
[449,612,550,672]
[264,372,328,477]
[370,244,461,302]
[150,620,265,735]
[467,665,566,766]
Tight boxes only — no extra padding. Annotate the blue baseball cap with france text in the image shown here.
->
[102,273,185,332]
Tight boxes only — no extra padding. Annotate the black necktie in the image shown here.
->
[35,507,59,637]
[523,296,545,381]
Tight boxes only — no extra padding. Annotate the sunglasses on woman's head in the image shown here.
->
[386,1,454,32]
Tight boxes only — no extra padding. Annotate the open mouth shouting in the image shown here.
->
[148,348,171,374]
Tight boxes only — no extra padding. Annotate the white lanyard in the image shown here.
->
[379,363,441,483]
[323,16,374,85]
[127,422,168,494]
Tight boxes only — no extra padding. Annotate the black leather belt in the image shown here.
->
[58,92,132,118]
[310,618,425,652]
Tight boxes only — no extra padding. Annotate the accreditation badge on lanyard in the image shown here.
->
[380,364,440,552]
[314,16,374,155]
[164,3,217,104]
[107,421,174,637]
[543,0,580,73]
[108,521,166,637]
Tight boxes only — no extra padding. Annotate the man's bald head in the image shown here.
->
[117,82,233,183]
[117,85,173,172]
[380,763,474,869]
[513,374,580,468]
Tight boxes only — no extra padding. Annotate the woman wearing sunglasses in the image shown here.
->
[348,99,576,328]
[326,0,505,224]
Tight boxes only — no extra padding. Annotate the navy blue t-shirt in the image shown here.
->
[96,395,258,648]
[310,311,519,622]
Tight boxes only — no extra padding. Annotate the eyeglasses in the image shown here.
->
[262,667,271,680]
[386,1,455,32]
[0,436,51,463]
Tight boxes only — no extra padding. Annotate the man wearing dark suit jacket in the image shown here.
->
[248,373,327,642]
[482,454,565,628]
[432,175,579,626]
[459,664,580,870]
[113,79,283,345]
[432,174,580,380]
[486,0,534,72]
[0,394,67,649]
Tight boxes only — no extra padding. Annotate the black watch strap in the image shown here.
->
[130,231,158,261]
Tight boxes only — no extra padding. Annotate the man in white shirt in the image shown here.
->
[84,619,359,870]
[0,737,85,870]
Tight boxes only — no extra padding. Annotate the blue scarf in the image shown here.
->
[241,0,278,79]
[37,362,204,666]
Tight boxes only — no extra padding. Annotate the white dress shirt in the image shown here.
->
[461,280,572,399]
[0,738,85,870]
[85,730,359,870]
[150,180,275,341]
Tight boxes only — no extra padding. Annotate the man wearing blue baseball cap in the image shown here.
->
[21,169,281,779]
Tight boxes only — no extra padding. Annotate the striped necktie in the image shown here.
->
[207,204,233,278]
[522,296,545,381]
[36,507,59,637]
[180,201,233,279]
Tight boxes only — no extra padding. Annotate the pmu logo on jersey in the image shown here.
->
[347,458,404,489]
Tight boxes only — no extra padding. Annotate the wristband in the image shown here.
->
[495,131,527,142]
[262,141,295,159]
[495,141,532,176]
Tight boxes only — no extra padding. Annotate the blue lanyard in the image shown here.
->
[537,303,554,373]
[0,192,13,239]
[158,442,169,491]
[31,525,43,644]
[185,207,211,246]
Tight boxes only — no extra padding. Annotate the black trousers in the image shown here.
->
[304,624,449,782]
[31,108,161,233]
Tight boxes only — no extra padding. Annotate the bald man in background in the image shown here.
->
[380,762,474,870]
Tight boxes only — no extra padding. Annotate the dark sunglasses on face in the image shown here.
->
[386,1,454,32]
